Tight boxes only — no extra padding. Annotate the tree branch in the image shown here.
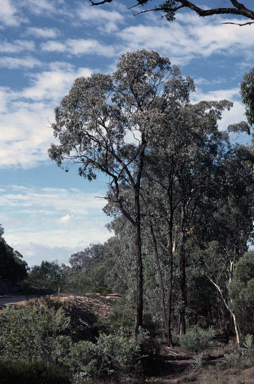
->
[223,21,254,26]
[93,0,254,24]
[90,0,112,5]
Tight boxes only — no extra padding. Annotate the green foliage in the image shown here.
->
[0,299,149,380]
[59,327,149,378]
[230,251,254,333]
[94,296,135,335]
[0,225,28,283]
[191,355,203,371]
[241,334,254,357]
[69,237,121,271]
[241,67,254,127]
[0,359,71,384]
[218,335,254,371]
[68,257,117,295]
[0,303,71,363]
[179,326,216,353]
[25,260,65,291]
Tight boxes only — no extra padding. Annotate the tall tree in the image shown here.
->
[141,99,234,344]
[48,49,193,335]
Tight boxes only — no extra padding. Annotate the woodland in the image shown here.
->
[1,48,254,383]
[1,2,254,383]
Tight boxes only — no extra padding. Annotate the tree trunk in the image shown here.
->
[149,216,167,339]
[167,211,174,347]
[134,187,143,338]
[179,232,186,337]
[206,274,240,348]
[179,202,186,337]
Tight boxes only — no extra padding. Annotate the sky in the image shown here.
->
[0,0,253,268]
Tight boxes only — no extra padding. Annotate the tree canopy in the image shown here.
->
[0,224,29,284]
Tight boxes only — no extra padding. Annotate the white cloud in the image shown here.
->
[0,185,111,266]
[0,63,92,168]
[59,214,72,224]
[0,56,41,68]
[117,12,254,65]
[0,40,34,53]
[17,62,92,102]
[25,27,60,39]
[40,41,66,52]
[23,0,59,16]
[0,186,107,216]
[0,0,20,27]
[41,38,116,57]
[77,3,124,33]
[10,242,79,267]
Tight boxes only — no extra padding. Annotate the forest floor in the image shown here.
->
[3,293,254,384]
[145,345,254,383]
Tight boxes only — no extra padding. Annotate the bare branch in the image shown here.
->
[90,0,112,5]
[223,21,254,26]
[128,3,139,9]
[133,7,159,16]
[101,0,254,25]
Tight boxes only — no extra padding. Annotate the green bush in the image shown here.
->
[60,327,149,378]
[179,325,216,353]
[0,303,71,363]
[0,359,71,384]
[94,296,135,336]
[218,334,254,371]
[0,301,149,380]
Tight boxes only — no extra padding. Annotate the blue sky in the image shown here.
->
[0,0,253,267]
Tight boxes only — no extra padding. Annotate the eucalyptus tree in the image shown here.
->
[190,145,254,346]
[90,0,254,26]
[240,67,254,128]
[48,49,194,335]
[140,99,234,344]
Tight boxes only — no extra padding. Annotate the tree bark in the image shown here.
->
[148,215,167,339]
[167,208,174,347]
[135,191,143,337]
[179,202,187,338]
[206,274,240,347]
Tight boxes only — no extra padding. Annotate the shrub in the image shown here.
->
[0,359,71,384]
[191,355,203,370]
[0,303,71,363]
[0,300,149,380]
[179,325,216,353]
[218,334,254,371]
[60,327,149,379]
